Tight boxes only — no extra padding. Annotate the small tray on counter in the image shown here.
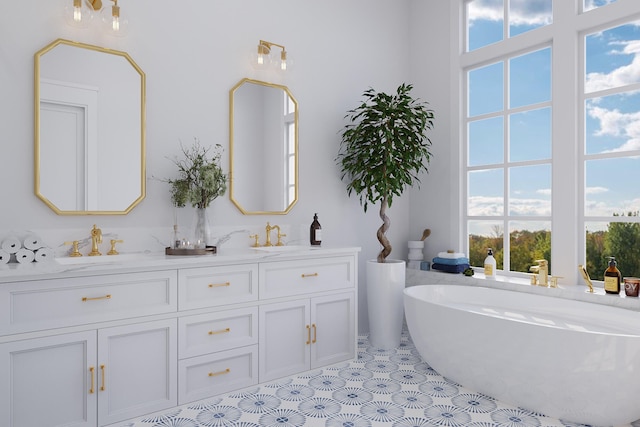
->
[165,246,217,256]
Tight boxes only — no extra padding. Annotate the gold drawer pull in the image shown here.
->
[82,294,112,302]
[208,368,230,377]
[208,327,231,336]
[301,273,318,278]
[312,323,317,343]
[89,366,95,394]
[100,364,106,391]
[208,282,230,288]
[306,324,311,345]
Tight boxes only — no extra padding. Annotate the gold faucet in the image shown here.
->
[264,222,280,246]
[64,240,82,257]
[107,239,123,255]
[530,259,548,287]
[88,224,103,256]
[579,264,595,293]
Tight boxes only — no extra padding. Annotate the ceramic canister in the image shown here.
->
[624,277,640,297]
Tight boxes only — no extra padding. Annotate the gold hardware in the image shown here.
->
[82,294,112,302]
[301,273,319,278]
[100,364,106,391]
[529,274,537,285]
[107,239,123,255]
[89,366,95,394]
[276,229,287,246]
[208,328,231,335]
[306,324,311,345]
[549,276,563,288]
[208,282,231,288]
[88,224,102,256]
[208,368,230,377]
[265,222,281,247]
[312,323,317,344]
[530,259,548,287]
[256,40,290,71]
[579,265,595,293]
[249,234,260,247]
[64,240,82,257]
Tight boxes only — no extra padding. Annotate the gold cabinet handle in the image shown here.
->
[89,366,95,394]
[306,324,311,345]
[82,294,112,302]
[312,323,317,343]
[208,368,230,377]
[100,364,106,391]
[208,327,231,336]
[301,273,318,278]
[208,282,230,288]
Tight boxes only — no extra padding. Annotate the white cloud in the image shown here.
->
[467,0,551,27]
[586,186,609,194]
[468,196,551,217]
[536,188,551,195]
[587,104,640,153]
[586,42,640,92]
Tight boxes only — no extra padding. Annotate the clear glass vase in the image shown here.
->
[191,208,211,249]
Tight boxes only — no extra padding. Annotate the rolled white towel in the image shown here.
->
[437,251,466,259]
[34,247,54,263]
[0,250,10,264]
[1,236,21,254]
[23,234,44,250]
[15,248,35,264]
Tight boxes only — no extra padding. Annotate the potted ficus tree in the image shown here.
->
[337,83,434,349]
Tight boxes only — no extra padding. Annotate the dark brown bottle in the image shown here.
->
[310,213,322,246]
[604,256,621,294]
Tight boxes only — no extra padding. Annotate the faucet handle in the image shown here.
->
[64,241,82,257]
[549,276,563,288]
[249,234,260,247]
[276,232,287,246]
[107,239,124,255]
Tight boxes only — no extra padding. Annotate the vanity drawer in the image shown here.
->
[178,307,258,359]
[178,264,258,311]
[259,256,355,299]
[178,345,258,405]
[0,270,178,335]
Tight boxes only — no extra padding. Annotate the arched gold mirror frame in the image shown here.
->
[34,38,146,215]
[229,78,299,215]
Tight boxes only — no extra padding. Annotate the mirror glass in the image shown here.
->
[229,78,298,215]
[34,39,146,215]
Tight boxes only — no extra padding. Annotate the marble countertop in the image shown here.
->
[0,246,361,283]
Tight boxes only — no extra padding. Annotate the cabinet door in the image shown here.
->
[311,292,356,369]
[0,331,97,427]
[259,300,310,383]
[97,319,177,426]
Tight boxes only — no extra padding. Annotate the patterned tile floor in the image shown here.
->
[127,331,639,427]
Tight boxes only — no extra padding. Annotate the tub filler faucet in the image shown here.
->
[530,259,548,287]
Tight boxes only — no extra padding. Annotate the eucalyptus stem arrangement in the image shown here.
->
[337,83,435,263]
[166,138,227,209]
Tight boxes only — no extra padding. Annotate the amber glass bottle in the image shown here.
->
[310,213,322,246]
[604,256,622,294]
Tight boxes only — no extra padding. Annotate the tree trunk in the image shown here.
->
[376,196,392,262]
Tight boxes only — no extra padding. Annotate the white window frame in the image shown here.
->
[452,0,640,286]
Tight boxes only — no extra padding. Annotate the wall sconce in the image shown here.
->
[251,40,292,71]
[62,0,129,36]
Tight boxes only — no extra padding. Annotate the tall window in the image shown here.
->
[583,22,640,279]
[461,0,640,280]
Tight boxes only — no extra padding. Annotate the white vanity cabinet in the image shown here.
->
[0,247,358,427]
[258,256,357,383]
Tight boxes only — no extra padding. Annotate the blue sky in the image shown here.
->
[465,0,640,236]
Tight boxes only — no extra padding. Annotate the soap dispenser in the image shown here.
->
[604,256,622,294]
[310,213,322,246]
[484,248,497,279]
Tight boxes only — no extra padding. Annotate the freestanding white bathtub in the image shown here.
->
[404,284,640,425]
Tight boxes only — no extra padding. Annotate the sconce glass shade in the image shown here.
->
[273,50,294,72]
[63,0,95,28]
[250,44,273,70]
[101,1,129,36]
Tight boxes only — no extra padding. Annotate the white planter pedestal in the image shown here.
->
[366,259,406,349]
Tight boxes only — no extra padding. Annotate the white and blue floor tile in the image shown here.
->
[128,332,640,427]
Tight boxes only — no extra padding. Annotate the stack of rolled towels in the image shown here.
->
[432,251,470,274]
[0,234,54,265]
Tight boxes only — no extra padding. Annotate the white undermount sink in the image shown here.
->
[253,245,313,252]
[56,253,149,265]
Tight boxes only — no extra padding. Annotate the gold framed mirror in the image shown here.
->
[229,78,298,215]
[34,39,146,215]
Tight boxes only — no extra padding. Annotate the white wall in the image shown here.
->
[1,0,454,333]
